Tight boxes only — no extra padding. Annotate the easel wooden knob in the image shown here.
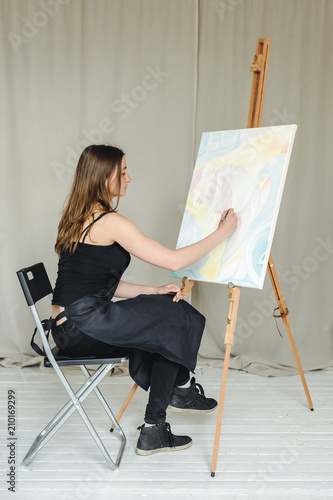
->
[180,276,195,300]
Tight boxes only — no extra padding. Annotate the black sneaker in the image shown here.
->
[135,422,192,456]
[168,377,218,413]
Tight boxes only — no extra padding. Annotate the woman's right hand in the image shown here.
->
[218,209,238,238]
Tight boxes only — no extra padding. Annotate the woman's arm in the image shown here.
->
[114,280,182,301]
[106,209,238,272]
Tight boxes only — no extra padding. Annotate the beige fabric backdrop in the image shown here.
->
[1,0,332,376]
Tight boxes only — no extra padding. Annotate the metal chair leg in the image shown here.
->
[22,363,126,469]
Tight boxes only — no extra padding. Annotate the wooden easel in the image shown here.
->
[181,37,313,477]
[113,39,313,472]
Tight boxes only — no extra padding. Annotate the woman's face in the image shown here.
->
[108,156,131,198]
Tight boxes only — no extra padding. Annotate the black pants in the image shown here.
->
[52,320,190,424]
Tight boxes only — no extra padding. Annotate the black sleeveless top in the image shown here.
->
[52,213,206,392]
[52,213,131,307]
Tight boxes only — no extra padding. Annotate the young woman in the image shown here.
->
[51,144,238,456]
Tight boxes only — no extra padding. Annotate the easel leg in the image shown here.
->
[211,343,232,477]
[283,321,313,410]
[211,284,241,477]
[110,383,139,432]
[268,255,313,410]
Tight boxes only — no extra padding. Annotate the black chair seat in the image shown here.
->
[44,346,126,367]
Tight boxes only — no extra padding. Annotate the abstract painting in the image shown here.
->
[171,125,297,289]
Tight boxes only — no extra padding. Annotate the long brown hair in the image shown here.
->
[55,144,124,257]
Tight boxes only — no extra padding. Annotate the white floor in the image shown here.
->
[0,364,332,500]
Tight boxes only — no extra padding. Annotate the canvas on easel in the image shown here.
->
[172,124,297,289]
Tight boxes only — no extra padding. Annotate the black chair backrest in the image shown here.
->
[17,263,53,306]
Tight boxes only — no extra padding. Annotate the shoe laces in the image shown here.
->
[193,381,206,399]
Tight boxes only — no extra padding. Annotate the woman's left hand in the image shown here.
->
[156,283,183,302]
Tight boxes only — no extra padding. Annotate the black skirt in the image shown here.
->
[62,292,205,391]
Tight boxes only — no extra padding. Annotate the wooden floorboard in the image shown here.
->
[0,365,332,500]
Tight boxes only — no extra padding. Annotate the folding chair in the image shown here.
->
[17,262,127,470]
